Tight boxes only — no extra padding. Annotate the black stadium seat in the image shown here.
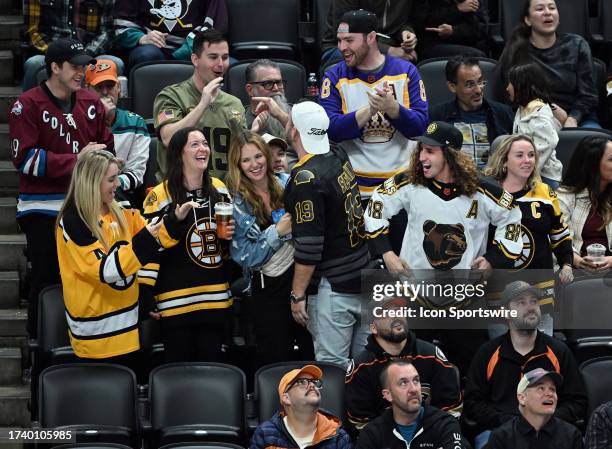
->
[128,61,193,125]
[580,357,612,417]
[225,59,307,107]
[159,444,246,449]
[39,364,139,447]
[253,361,346,425]
[226,0,300,61]
[558,275,612,364]
[55,444,133,449]
[149,363,247,447]
[29,285,77,418]
[416,57,504,107]
[555,128,612,176]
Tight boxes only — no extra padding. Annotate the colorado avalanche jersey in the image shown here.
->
[9,84,113,217]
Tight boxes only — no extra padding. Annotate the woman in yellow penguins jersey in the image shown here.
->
[485,135,574,334]
[140,126,235,363]
[56,149,195,365]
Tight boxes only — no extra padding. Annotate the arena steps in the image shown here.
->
[0,198,17,234]
[0,87,21,124]
[0,272,19,309]
[0,162,17,197]
[0,51,14,85]
[0,386,30,427]
[0,234,26,272]
[0,124,9,158]
[0,348,21,385]
[0,16,22,42]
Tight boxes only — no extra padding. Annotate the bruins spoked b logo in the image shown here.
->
[186,219,222,268]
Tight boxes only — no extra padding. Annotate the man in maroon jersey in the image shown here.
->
[8,38,114,337]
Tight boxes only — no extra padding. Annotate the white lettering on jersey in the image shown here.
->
[87,105,96,120]
[11,139,19,159]
[42,110,76,148]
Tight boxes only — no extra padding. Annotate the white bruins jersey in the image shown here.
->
[365,174,523,269]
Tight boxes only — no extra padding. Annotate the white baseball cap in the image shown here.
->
[291,101,330,155]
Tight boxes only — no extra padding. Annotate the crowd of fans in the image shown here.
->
[6,0,612,448]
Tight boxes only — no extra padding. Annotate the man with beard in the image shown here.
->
[346,298,462,431]
[244,59,296,168]
[319,9,428,255]
[356,360,469,449]
[250,365,352,449]
[484,368,583,449]
[463,281,587,448]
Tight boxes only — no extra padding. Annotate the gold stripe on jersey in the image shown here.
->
[142,179,233,318]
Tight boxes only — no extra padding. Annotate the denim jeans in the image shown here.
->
[307,277,370,369]
[23,54,125,91]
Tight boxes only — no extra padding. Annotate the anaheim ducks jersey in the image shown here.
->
[365,175,523,269]
[56,205,172,359]
[139,178,233,318]
[284,146,370,294]
[486,182,573,308]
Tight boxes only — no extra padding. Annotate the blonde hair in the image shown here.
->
[407,143,480,196]
[484,134,541,190]
[227,129,284,225]
[58,149,128,248]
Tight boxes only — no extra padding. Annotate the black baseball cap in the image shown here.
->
[337,9,378,34]
[45,38,96,66]
[415,121,463,148]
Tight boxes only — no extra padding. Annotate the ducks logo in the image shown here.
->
[149,0,193,31]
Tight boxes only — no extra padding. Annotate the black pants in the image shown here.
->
[249,268,313,368]
[18,213,61,338]
[160,310,229,363]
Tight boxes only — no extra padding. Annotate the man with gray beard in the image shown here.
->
[244,59,297,167]
[345,297,462,431]
[464,281,587,448]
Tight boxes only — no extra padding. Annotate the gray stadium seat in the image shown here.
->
[128,61,193,124]
[417,57,504,107]
[39,364,138,446]
[149,363,247,447]
[227,0,300,60]
[555,128,612,176]
[580,357,612,417]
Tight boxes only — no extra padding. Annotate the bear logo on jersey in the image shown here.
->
[422,220,467,270]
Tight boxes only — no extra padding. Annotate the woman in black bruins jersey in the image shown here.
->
[485,135,574,330]
[56,149,194,364]
[140,126,235,363]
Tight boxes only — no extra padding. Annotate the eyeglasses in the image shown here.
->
[289,378,323,390]
[462,80,488,90]
[250,79,287,90]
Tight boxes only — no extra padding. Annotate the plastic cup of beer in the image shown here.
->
[214,202,233,239]
[586,243,606,263]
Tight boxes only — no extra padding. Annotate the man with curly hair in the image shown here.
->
[364,121,522,273]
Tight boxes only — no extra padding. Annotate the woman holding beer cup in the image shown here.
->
[558,135,612,273]
[227,129,312,367]
[140,126,235,362]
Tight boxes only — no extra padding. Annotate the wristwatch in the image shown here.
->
[290,291,308,304]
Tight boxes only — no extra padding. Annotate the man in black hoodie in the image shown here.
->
[346,297,462,430]
[356,359,470,449]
